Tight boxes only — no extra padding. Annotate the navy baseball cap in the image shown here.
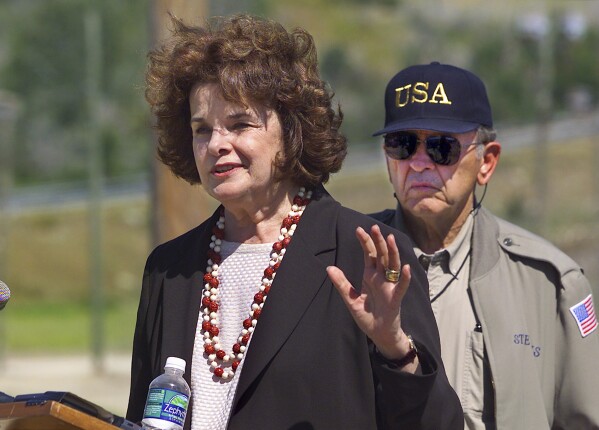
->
[373,62,493,136]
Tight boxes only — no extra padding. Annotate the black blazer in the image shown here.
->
[126,187,462,429]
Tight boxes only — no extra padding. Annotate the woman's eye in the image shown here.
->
[194,126,211,135]
[231,122,252,131]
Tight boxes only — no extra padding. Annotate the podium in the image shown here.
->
[0,392,139,430]
[0,400,118,429]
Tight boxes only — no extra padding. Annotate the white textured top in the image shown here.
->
[190,240,273,430]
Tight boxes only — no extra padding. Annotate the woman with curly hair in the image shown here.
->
[126,14,462,430]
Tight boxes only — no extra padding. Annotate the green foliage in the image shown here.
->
[1,1,598,180]
[0,0,149,184]
[328,0,398,5]
[553,27,599,109]
[6,200,149,302]
[260,2,599,147]
[4,300,137,352]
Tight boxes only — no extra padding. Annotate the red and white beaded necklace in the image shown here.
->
[201,187,312,380]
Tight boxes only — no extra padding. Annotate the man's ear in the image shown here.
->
[477,141,501,185]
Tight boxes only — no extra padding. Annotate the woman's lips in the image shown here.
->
[212,163,243,176]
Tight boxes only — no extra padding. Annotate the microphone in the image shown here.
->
[0,280,10,311]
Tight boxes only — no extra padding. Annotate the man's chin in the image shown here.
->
[404,199,446,219]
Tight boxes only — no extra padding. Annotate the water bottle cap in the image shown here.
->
[165,356,186,372]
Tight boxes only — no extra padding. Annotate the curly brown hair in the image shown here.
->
[145,14,347,186]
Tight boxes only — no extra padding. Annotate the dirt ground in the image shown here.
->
[0,353,131,417]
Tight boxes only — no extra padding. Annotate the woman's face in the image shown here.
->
[189,83,287,207]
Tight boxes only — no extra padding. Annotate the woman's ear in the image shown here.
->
[477,141,501,185]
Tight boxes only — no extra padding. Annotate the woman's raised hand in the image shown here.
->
[326,224,417,371]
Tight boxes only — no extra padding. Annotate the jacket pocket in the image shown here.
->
[463,329,496,429]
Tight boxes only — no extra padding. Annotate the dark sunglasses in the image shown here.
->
[384,132,471,166]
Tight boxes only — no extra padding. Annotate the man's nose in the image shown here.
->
[409,142,434,172]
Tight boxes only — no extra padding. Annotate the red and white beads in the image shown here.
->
[201,188,312,379]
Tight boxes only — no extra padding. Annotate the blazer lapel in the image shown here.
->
[161,208,222,379]
[232,188,340,407]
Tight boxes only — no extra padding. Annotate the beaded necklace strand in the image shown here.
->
[201,187,312,380]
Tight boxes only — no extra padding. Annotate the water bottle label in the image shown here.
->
[143,388,189,427]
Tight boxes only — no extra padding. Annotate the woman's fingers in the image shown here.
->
[327,225,413,351]
[357,225,403,278]
[327,266,361,309]
[369,225,390,271]
[356,226,377,269]
[385,232,401,272]
[389,264,411,308]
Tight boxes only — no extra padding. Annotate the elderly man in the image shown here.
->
[370,62,599,430]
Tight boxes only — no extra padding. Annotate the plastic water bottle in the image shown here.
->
[141,357,191,430]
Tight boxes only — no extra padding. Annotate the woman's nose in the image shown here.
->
[207,127,232,155]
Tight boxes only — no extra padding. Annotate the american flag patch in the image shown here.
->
[569,294,597,337]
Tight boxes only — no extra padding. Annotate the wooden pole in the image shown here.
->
[149,0,213,246]
[532,2,554,237]
[0,91,19,371]
[85,7,105,373]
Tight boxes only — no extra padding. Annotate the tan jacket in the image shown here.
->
[373,206,599,430]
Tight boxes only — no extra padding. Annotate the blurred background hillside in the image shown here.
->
[0,0,598,416]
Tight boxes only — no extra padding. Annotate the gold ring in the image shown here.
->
[384,268,400,283]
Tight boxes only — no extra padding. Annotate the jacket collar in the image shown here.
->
[387,203,501,280]
[227,185,342,410]
[469,206,501,280]
[160,208,223,390]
